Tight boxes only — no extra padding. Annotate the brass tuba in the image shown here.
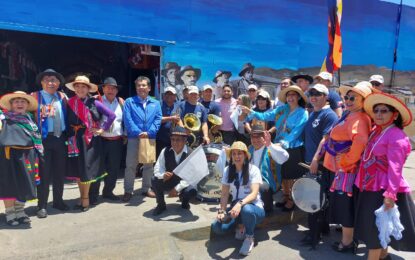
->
[183,113,201,147]
[207,114,223,143]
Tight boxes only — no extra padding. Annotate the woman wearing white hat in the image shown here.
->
[0,91,43,226]
[323,81,373,253]
[65,75,116,211]
[354,93,415,259]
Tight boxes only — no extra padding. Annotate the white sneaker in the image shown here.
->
[239,236,254,255]
[235,227,246,240]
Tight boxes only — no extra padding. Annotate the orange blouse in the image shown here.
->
[323,111,371,173]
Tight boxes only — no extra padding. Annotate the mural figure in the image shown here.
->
[230,63,261,98]
[212,70,232,99]
[161,62,180,95]
[176,65,201,101]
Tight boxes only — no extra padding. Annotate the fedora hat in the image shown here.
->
[226,141,251,160]
[278,85,308,104]
[65,75,98,93]
[251,124,265,135]
[162,62,180,77]
[364,93,413,127]
[339,81,372,99]
[100,77,122,90]
[213,70,232,83]
[238,63,255,77]
[176,65,201,84]
[0,91,38,112]
[170,126,188,137]
[291,74,314,84]
[36,69,65,87]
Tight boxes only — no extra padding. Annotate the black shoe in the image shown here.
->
[331,241,357,254]
[52,202,70,211]
[282,205,295,212]
[152,204,167,216]
[275,201,286,208]
[6,219,19,226]
[37,208,48,218]
[181,201,190,210]
[122,193,133,202]
[103,193,121,201]
[89,197,99,205]
[17,216,31,224]
[80,205,90,212]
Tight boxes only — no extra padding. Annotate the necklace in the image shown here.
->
[362,124,394,162]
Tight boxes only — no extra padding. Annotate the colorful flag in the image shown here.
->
[321,0,343,73]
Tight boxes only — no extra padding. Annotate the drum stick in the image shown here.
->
[298,162,311,169]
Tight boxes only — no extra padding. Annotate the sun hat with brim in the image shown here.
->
[65,75,98,93]
[0,91,38,112]
[364,93,413,127]
[226,141,251,160]
[291,74,313,84]
[278,85,308,104]
[339,81,372,99]
[36,69,65,87]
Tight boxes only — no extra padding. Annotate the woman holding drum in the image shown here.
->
[323,81,372,253]
[354,92,415,260]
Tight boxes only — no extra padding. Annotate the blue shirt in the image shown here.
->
[174,101,208,123]
[248,104,308,149]
[328,89,343,110]
[304,106,338,162]
[200,100,221,116]
[40,90,66,132]
[157,101,177,143]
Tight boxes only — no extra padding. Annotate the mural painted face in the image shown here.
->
[166,69,177,84]
[243,70,254,81]
[181,70,197,86]
[216,74,230,86]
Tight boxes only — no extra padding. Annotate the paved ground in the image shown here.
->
[0,152,414,260]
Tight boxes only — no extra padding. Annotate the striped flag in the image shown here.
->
[321,0,343,73]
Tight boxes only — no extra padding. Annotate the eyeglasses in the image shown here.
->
[42,79,60,84]
[373,108,391,114]
[308,91,323,97]
[371,82,381,87]
[344,95,357,102]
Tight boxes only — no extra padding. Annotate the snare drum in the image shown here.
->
[292,176,326,213]
[197,143,226,202]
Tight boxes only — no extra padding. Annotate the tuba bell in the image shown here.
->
[183,113,201,147]
[207,114,223,143]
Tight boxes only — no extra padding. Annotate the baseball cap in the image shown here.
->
[187,85,199,94]
[369,75,384,84]
[164,86,177,95]
[314,72,333,82]
[309,84,329,95]
[257,90,270,99]
[202,84,213,91]
[248,84,258,91]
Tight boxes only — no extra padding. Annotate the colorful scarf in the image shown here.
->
[68,96,98,145]
[1,110,44,156]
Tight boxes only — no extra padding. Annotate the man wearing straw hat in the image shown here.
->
[31,69,68,219]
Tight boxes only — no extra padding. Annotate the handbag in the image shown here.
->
[138,138,156,164]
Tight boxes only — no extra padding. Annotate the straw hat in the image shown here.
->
[226,141,251,160]
[339,81,372,99]
[364,93,413,127]
[65,75,98,93]
[278,85,308,104]
[0,91,38,111]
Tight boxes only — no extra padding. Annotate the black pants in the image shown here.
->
[90,138,123,198]
[221,130,236,146]
[37,134,67,209]
[156,139,170,159]
[260,188,274,213]
[151,175,196,206]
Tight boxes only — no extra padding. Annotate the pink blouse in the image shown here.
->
[355,126,411,201]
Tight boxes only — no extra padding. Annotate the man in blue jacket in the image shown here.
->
[123,76,162,202]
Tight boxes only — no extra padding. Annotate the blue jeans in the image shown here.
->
[211,203,265,236]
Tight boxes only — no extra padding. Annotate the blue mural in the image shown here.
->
[0,0,414,87]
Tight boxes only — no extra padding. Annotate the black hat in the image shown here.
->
[170,126,188,137]
[239,63,255,77]
[251,124,265,135]
[100,77,122,90]
[162,62,180,77]
[36,69,65,87]
[291,74,314,84]
[176,65,201,85]
[213,70,232,83]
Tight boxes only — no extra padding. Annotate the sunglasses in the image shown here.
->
[308,91,323,97]
[371,82,381,87]
[344,95,357,102]
[373,108,391,114]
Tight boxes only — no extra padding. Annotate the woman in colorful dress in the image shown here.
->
[323,81,372,253]
[355,92,415,260]
[65,75,115,211]
[0,91,43,226]
[242,85,308,211]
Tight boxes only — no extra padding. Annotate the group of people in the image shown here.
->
[0,66,414,259]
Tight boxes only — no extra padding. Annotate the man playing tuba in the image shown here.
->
[173,86,210,147]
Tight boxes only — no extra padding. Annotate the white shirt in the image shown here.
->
[221,164,263,208]
[101,95,123,137]
[154,146,190,192]
[251,144,290,168]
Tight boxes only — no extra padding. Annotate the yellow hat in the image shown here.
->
[364,93,413,127]
[0,91,38,112]
[226,141,251,160]
[65,75,98,93]
[339,81,373,99]
[278,85,308,104]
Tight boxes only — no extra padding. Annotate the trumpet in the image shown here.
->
[183,113,201,147]
[208,114,223,143]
